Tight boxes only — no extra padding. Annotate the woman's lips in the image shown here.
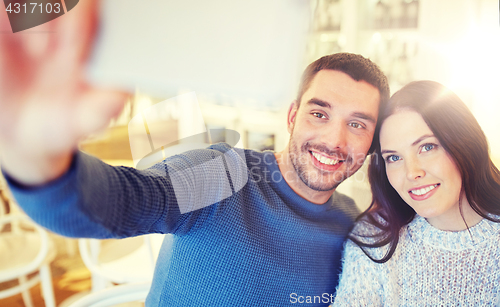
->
[408,183,440,201]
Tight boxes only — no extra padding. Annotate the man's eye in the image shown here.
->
[312,112,326,119]
[349,122,363,129]
[385,155,400,163]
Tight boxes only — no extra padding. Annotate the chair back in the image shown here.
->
[67,282,151,307]
[0,212,56,307]
[78,233,168,292]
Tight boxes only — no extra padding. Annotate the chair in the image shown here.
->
[0,212,56,307]
[78,233,167,292]
[67,281,151,307]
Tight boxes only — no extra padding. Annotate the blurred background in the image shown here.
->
[1,0,500,305]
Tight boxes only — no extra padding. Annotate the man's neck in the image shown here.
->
[274,149,334,205]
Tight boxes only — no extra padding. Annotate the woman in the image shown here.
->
[333,80,500,306]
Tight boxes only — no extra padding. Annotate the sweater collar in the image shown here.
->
[261,151,336,214]
[407,215,500,250]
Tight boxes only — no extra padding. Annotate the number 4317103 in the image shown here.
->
[5,2,62,14]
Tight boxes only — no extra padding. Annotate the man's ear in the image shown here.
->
[287,100,298,134]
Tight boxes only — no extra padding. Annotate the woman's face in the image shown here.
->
[379,109,471,230]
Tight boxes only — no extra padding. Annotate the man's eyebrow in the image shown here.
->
[306,99,377,124]
[306,98,331,109]
[352,112,376,124]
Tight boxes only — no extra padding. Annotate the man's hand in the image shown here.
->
[0,0,126,185]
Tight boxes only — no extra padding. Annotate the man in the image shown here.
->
[0,1,389,306]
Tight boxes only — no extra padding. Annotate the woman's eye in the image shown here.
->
[421,143,436,152]
[385,155,400,163]
[312,112,326,119]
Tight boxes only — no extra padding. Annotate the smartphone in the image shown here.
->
[86,0,311,104]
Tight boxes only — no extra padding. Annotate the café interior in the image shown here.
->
[0,0,499,306]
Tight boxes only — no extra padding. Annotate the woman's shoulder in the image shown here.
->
[406,214,500,250]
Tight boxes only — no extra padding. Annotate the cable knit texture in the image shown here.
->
[5,143,359,306]
[333,215,500,306]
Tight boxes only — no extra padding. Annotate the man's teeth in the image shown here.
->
[311,152,340,165]
[410,184,439,196]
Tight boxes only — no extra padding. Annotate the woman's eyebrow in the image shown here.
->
[381,149,396,155]
[411,134,434,146]
[381,134,435,155]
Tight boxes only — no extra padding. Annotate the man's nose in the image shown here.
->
[319,120,347,151]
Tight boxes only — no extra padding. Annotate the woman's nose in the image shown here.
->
[405,158,425,181]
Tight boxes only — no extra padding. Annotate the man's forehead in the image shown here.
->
[303,70,381,107]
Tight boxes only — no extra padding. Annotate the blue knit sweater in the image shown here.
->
[6,143,359,306]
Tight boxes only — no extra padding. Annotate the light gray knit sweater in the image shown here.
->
[333,215,500,306]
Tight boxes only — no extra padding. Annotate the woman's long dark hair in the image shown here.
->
[351,80,500,263]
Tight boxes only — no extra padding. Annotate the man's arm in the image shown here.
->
[5,151,180,238]
[5,142,248,239]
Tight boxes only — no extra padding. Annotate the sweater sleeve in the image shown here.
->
[4,143,248,239]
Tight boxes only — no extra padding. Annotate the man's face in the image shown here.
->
[287,69,380,192]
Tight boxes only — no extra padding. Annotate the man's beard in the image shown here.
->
[288,135,352,192]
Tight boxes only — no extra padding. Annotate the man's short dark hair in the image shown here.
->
[297,53,389,109]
